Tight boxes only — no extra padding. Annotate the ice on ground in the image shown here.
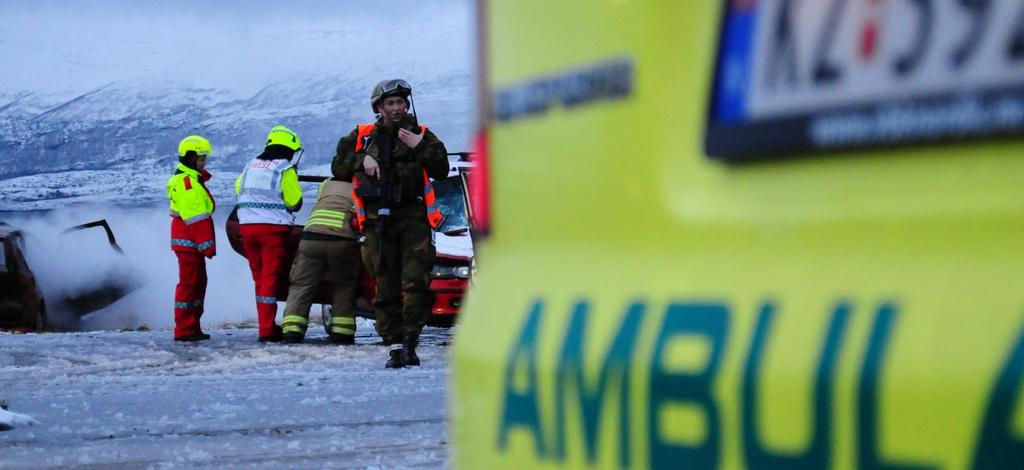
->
[0,325,452,469]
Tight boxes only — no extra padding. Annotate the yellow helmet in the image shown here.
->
[265,125,302,151]
[178,135,211,157]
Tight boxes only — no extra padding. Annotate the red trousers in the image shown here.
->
[174,252,207,338]
[241,226,291,337]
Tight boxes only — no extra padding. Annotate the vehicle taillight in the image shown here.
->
[468,129,490,237]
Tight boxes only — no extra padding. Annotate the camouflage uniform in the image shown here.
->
[332,115,449,341]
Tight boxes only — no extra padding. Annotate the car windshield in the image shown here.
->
[434,176,469,235]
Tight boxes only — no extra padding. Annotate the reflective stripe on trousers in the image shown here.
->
[330,316,356,335]
[281,314,309,334]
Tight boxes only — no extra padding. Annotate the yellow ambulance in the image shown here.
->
[453,1,1024,468]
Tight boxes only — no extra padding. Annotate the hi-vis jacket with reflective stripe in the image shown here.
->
[234,158,303,226]
[304,179,358,240]
[167,163,216,256]
[348,123,445,231]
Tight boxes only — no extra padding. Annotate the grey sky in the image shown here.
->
[0,0,473,98]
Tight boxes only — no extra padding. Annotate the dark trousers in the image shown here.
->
[362,216,435,339]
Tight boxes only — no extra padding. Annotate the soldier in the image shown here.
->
[332,79,449,368]
[167,135,216,342]
[235,125,304,342]
[280,175,361,344]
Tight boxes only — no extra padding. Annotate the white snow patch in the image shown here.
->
[0,407,39,430]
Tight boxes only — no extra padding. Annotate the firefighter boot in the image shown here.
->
[282,332,304,344]
[385,348,405,369]
[403,335,420,367]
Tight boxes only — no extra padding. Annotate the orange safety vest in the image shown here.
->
[351,124,443,231]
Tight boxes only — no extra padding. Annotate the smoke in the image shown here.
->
[6,206,257,331]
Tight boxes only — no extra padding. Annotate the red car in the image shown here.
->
[226,160,474,331]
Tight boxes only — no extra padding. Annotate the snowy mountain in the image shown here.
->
[0,71,473,211]
[0,0,475,211]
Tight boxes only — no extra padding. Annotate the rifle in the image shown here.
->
[374,127,397,269]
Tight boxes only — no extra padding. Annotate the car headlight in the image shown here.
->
[432,265,471,279]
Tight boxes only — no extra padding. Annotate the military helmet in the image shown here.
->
[265,125,302,151]
[370,79,412,112]
[178,135,212,158]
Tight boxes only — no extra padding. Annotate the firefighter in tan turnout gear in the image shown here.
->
[280,176,361,344]
[332,79,449,368]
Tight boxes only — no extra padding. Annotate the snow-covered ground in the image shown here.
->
[0,322,452,468]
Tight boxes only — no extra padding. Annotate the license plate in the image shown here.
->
[707,0,1024,161]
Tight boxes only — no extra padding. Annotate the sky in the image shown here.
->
[0,0,474,99]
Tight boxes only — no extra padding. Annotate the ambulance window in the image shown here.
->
[706,0,1024,162]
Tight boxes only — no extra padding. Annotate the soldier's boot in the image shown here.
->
[385,348,405,369]
[403,335,420,367]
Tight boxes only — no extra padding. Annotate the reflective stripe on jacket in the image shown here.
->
[304,179,359,240]
[351,123,443,231]
[167,163,216,255]
[234,157,301,226]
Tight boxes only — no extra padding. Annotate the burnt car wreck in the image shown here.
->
[0,219,140,332]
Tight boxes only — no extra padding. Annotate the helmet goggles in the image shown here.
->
[381,79,412,96]
[371,78,414,113]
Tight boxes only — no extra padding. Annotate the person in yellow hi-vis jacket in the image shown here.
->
[167,135,216,342]
[280,174,361,344]
[235,125,304,342]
